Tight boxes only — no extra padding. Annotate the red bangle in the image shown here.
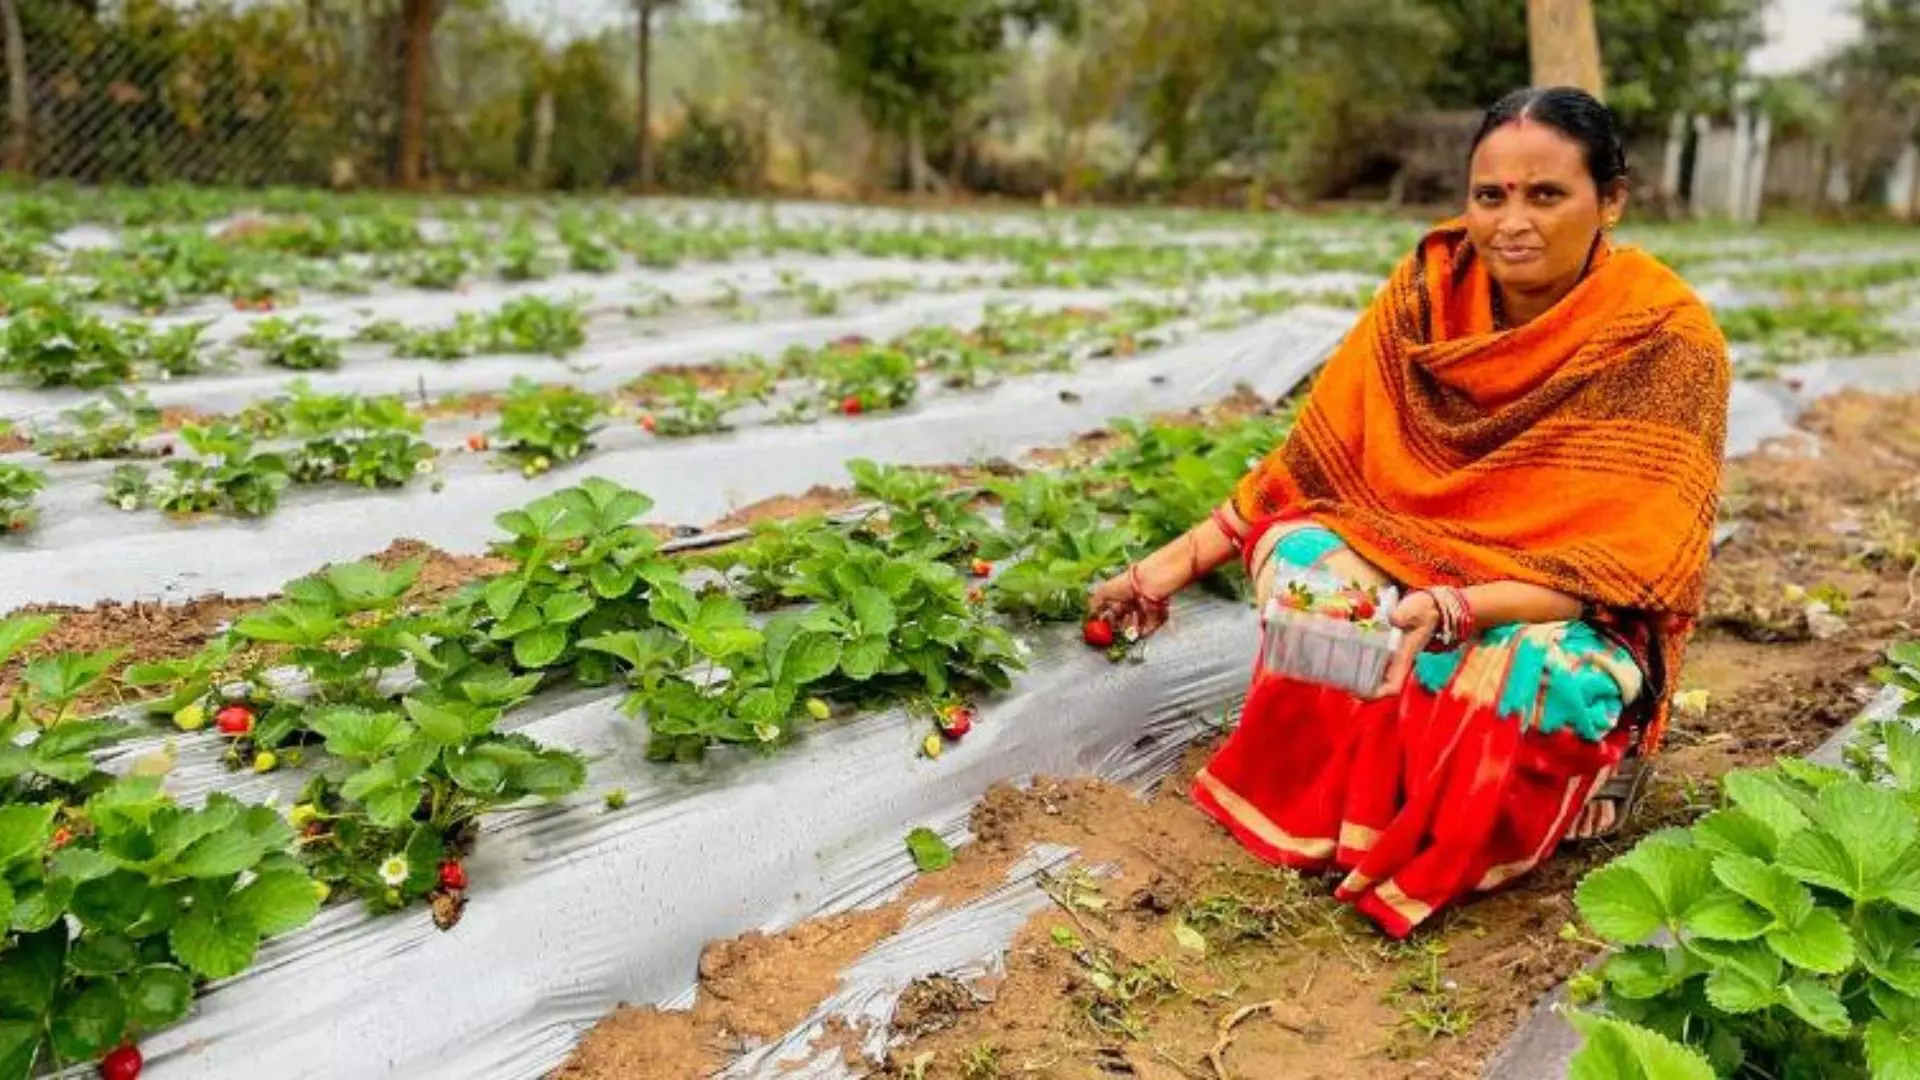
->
[1210,506,1248,553]
[1129,564,1169,613]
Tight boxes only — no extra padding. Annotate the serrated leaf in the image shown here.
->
[66,934,137,977]
[905,827,953,872]
[309,707,411,760]
[169,902,260,981]
[1694,809,1779,861]
[0,1020,39,1080]
[1681,891,1771,942]
[1724,770,1812,839]
[541,590,594,625]
[840,636,888,682]
[1714,853,1813,923]
[49,979,125,1061]
[512,624,569,670]
[1770,906,1855,975]
[1576,864,1666,944]
[0,803,56,867]
[0,925,65,1018]
[402,696,473,748]
[443,748,506,794]
[1602,946,1690,1000]
[850,587,897,636]
[588,562,635,600]
[123,965,192,1028]
[0,614,56,667]
[231,867,323,938]
[70,871,149,934]
[1703,964,1780,1013]
[776,631,842,686]
[1780,977,1852,1036]
[173,824,271,879]
[483,576,527,620]
[1567,1012,1716,1080]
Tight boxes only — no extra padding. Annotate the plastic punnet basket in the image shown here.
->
[1257,566,1402,697]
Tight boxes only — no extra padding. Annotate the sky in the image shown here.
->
[503,0,1865,76]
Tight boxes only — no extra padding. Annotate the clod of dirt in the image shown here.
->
[890,975,978,1039]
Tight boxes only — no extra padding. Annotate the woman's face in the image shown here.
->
[1464,121,1626,298]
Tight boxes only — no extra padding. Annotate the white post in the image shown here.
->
[1728,109,1751,223]
[1659,112,1687,207]
[1742,111,1772,224]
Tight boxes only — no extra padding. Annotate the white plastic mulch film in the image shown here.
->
[127,600,1258,1080]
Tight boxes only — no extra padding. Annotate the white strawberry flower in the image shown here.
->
[378,855,409,887]
[1673,689,1711,717]
[753,721,781,744]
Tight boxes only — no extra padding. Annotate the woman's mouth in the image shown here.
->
[1493,247,1543,265]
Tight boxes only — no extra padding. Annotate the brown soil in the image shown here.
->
[553,388,1920,1080]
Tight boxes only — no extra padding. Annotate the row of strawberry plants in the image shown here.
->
[0,399,1286,1076]
[1565,642,1920,1079]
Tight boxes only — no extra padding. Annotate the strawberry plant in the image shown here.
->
[0,615,322,1075]
[292,433,435,489]
[643,377,737,438]
[807,343,917,414]
[487,296,587,357]
[0,464,47,533]
[229,558,426,718]
[1569,641,1920,1079]
[848,459,989,561]
[33,390,162,462]
[110,424,290,518]
[243,318,343,372]
[459,479,673,683]
[568,237,618,274]
[494,379,605,474]
[1,302,139,388]
[497,227,553,282]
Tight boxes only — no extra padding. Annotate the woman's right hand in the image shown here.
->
[1087,567,1173,642]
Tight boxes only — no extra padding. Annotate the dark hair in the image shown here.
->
[1469,87,1629,193]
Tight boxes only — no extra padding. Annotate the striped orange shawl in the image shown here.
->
[1234,222,1730,749]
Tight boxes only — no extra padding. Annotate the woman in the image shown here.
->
[1088,87,1729,938]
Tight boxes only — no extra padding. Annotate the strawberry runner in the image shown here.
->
[1192,222,1729,937]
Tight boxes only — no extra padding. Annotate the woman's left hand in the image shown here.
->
[1369,590,1441,699]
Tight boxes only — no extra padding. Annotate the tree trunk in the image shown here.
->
[1525,0,1604,99]
[0,0,26,174]
[397,0,436,188]
[634,0,653,189]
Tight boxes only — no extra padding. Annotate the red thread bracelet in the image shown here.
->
[1210,506,1248,553]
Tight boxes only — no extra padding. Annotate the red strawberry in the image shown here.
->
[640,413,657,433]
[466,432,488,452]
[970,558,992,578]
[49,826,72,851]
[1083,618,1115,649]
[438,859,469,891]
[841,396,863,416]
[101,1044,142,1080]
[215,704,255,736]
[938,706,974,739]
[1352,596,1376,620]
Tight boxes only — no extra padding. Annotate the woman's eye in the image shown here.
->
[1473,190,1502,206]
[1529,189,1565,205]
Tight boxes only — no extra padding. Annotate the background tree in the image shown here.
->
[774,0,1075,193]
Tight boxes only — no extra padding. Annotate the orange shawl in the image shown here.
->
[1235,222,1730,750]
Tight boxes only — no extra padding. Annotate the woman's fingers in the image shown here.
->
[1370,624,1434,699]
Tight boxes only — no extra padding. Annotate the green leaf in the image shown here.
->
[173,823,272,879]
[588,562,636,600]
[905,827,953,872]
[850,587,897,636]
[1704,964,1781,1014]
[1724,770,1812,839]
[1883,722,1920,793]
[1601,946,1691,1000]
[444,748,506,794]
[230,867,323,938]
[403,696,474,749]
[508,749,585,799]
[1694,809,1779,861]
[50,847,118,883]
[49,979,126,1061]
[71,871,150,934]
[11,879,73,933]
[309,707,411,760]
[840,636,889,682]
[0,1020,40,1080]
[483,576,527,620]
[0,804,56,867]
[0,614,56,667]
[123,965,193,1028]
[1576,864,1666,944]
[67,935,137,977]
[1780,977,1852,1036]
[541,591,595,625]
[1714,853,1813,923]
[1681,892,1771,942]
[1567,1012,1716,1080]
[1173,922,1207,955]
[1781,780,1920,903]
[776,631,842,686]
[169,901,260,981]
[1770,907,1855,975]
[0,925,67,1018]
[232,601,340,647]
[512,625,569,670]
